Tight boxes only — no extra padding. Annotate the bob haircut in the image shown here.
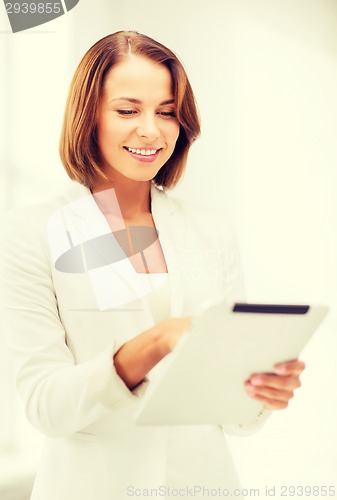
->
[59,31,201,190]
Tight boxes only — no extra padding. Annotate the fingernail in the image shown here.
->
[245,384,256,394]
[250,376,263,385]
[274,365,287,374]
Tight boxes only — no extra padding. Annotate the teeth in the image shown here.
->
[127,147,158,156]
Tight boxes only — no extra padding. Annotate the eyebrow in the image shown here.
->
[108,97,175,105]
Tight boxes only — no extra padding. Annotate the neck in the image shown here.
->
[91,177,152,220]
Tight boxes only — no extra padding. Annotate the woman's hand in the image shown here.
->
[160,317,193,353]
[114,316,192,390]
[245,359,305,410]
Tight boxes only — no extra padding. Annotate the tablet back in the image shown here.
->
[134,303,328,426]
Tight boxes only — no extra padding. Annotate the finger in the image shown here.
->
[245,384,293,410]
[248,393,290,411]
[249,374,301,391]
[245,382,294,403]
[274,359,305,376]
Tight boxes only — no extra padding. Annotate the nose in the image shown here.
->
[136,114,160,142]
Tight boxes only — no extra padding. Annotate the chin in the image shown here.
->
[125,166,162,182]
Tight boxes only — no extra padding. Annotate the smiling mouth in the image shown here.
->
[124,146,161,157]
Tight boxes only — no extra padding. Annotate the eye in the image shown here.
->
[116,110,137,116]
[158,111,176,117]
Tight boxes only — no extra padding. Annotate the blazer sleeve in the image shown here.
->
[221,409,272,436]
[0,207,148,438]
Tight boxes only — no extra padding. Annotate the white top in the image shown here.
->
[143,273,170,323]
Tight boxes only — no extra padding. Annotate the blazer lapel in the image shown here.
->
[55,186,154,313]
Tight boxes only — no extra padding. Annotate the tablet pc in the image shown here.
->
[134,302,328,426]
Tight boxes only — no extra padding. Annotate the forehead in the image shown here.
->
[102,55,174,102]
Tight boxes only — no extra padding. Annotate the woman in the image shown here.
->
[1,31,304,500]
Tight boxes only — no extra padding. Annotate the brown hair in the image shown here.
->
[59,31,201,190]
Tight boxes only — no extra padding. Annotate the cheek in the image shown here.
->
[97,120,110,149]
[167,121,180,146]
[98,120,129,151]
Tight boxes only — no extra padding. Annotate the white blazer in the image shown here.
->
[1,182,270,500]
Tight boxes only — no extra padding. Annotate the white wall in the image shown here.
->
[1,0,336,497]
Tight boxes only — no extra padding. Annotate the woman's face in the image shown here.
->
[95,55,180,187]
